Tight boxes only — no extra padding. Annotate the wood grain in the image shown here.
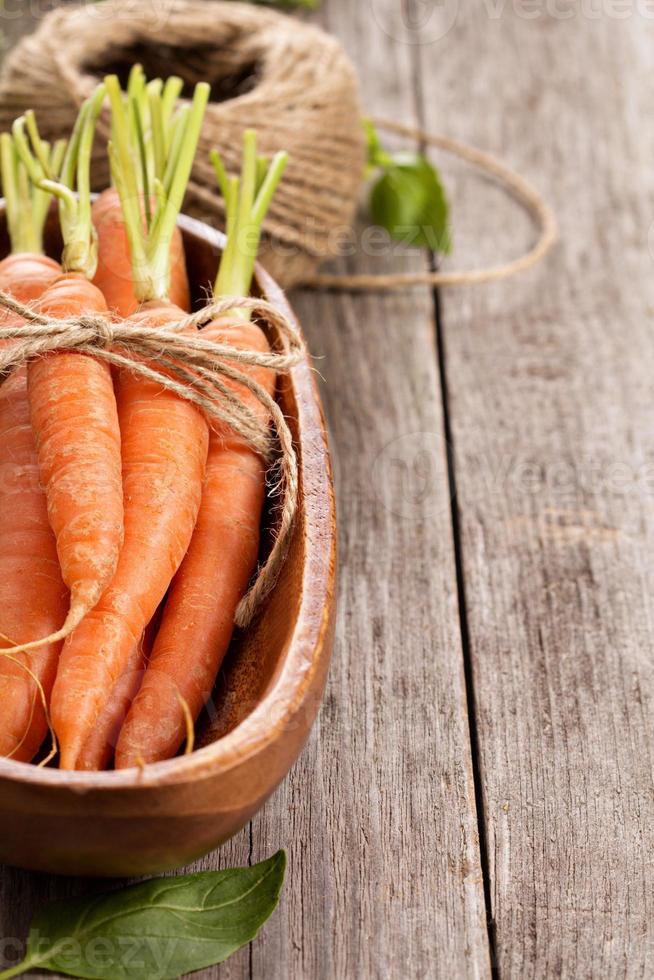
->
[415,4,654,977]
[250,2,490,978]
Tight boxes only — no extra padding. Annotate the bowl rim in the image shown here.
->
[0,211,336,791]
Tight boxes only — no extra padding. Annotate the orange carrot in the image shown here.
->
[0,301,66,763]
[92,69,190,316]
[92,187,189,316]
[75,626,152,772]
[75,640,145,772]
[52,302,209,768]
[76,606,161,771]
[50,76,210,769]
[7,89,124,653]
[116,131,288,767]
[0,253,60,304]
[0,133,68,761]
[29,273,123,616]
[116,323,274,766]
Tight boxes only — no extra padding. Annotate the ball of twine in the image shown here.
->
[0,0,366,289]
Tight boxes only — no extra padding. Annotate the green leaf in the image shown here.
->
[370,152,452,254]
[362,118,392,175]
[0,852,285,980]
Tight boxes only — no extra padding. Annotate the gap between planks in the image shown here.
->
[407,11,498,971]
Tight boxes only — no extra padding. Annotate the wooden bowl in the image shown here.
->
[0,210,337,877]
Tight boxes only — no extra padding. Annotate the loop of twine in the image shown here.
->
[0,1,557,293]
[0,291,305,629]
[304,117,558,292]
[0,0,557,291]
[0,0,366,290]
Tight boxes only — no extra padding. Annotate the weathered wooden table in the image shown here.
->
[1,1,653,977]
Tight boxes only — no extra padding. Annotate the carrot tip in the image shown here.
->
[176,690,195,756]
[58,743,81,771]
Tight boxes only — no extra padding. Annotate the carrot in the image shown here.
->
[75,627,150,772]
[93,68,190,316]
[0,132,68,761]
[6,88,124,657]
[75,605,162,771]
[51,76,211,769]
[0,252,60,303]
[92,187,189,316]
[116,130,288,767]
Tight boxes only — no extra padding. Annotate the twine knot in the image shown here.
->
[78,312,116,349]
[0,289,305,627]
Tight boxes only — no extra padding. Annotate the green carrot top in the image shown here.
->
[0,126,65,256]
[105,67,209,304]
[124,63,184,205]
[12,85,105,278]
[211,130,288,301]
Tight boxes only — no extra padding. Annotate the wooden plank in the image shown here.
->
[249,2,490,978]
[415,5,654,977]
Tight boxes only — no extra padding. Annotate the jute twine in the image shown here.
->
[305,117,559,290]
[0,291,304,631]
[0,0,366,290]
[0,0,557,293]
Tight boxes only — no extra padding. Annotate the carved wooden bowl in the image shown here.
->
[0,209,337,877]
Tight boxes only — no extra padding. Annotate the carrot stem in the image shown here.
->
[125,65,183,195]
[148,82,166,185]
[161,76,184,139]
[106,73,209,303]
[150,85,208,291]
[0,959,32,979]
[211,130,288,301]
[0,130,65,255]
[13,86,105,278]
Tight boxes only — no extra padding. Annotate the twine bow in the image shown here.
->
[0,289,305,628]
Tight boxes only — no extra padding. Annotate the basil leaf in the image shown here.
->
[3,851,285,980]
[370,153,452,254]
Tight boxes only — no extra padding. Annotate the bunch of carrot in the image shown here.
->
[0,66,288,770]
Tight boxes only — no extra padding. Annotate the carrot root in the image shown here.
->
[0,600,90,656]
